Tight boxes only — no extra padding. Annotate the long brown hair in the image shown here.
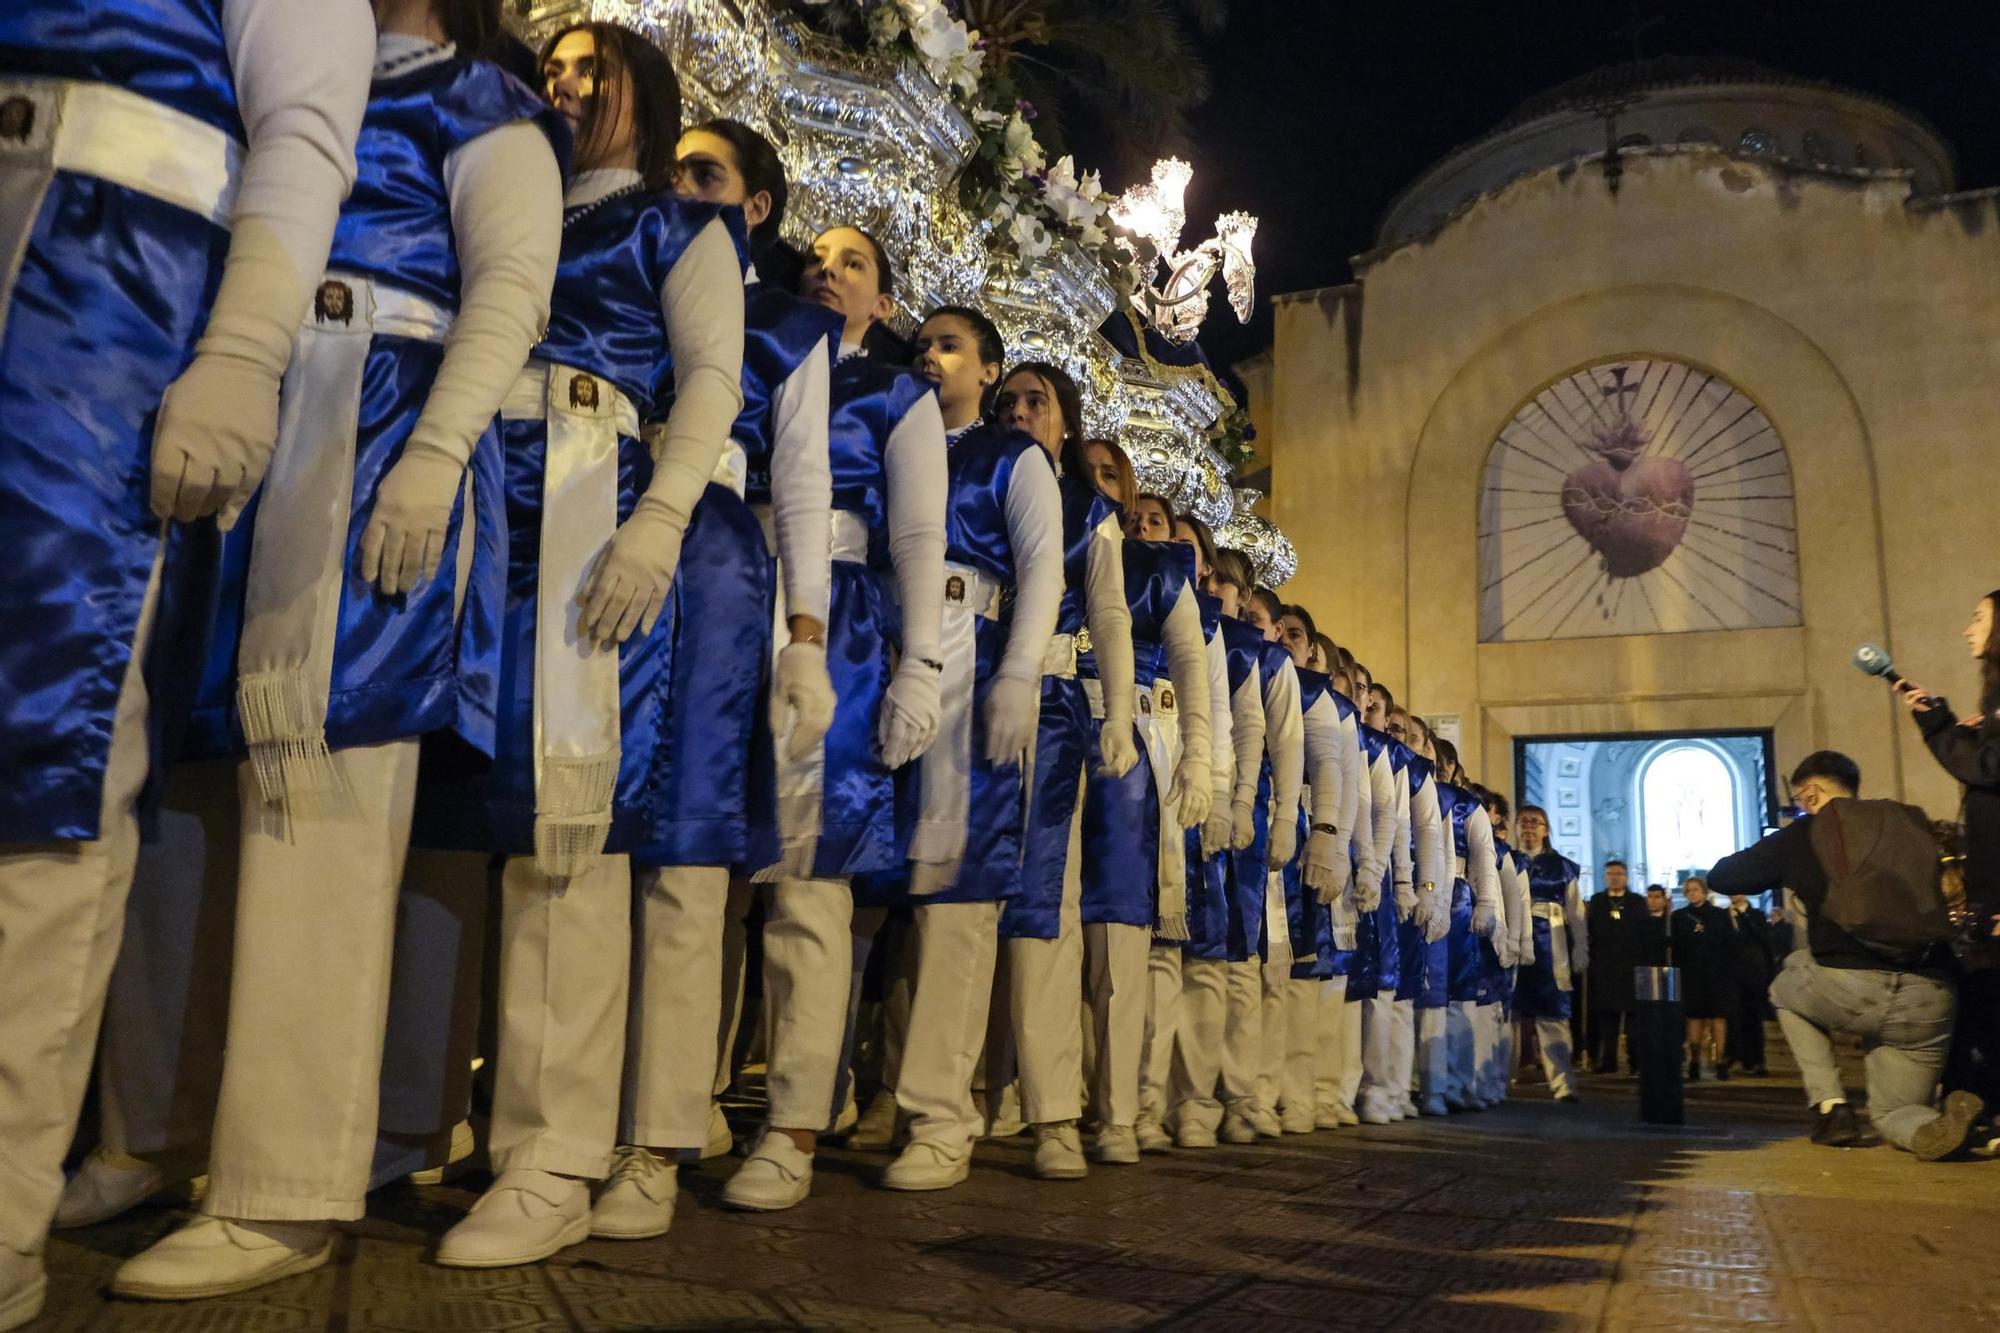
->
[1084,438,1137,513]
[1982,590,2000,713]
[539,22,682,187]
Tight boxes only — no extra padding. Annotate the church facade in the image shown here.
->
[1269,61,2000,816]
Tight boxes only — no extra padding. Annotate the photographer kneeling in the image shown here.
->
[1708,751,1981,1159]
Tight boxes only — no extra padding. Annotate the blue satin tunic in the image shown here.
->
[794,355,933,880]
[1217,617,1270,962]
[185,54,562,762]
[410,191,742,856]
[1437,781,1484,1002]
[1285,667,1334,979]
[1182,592,1232,962]
[636,286,839,870]
[1397,755,1450,1007]
[1002,474,1117,940]
[1515,847,1582,1019]
[1080,538,1192,930]
[867,422,1047,904]
[0,0,242,839]
[1346,725,1405,1000]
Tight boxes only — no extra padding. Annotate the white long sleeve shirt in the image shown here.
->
[1204,631,1233,812]
[1350,735,1376,896]
[758,281,833,624]
[1084,510,1136,731]
[882,385,948,665]
[1300,692,1342,836]
[1159,586,1211,776]
[1503,849,1533,963]
[1411,771,1448,896]
[1261,658,1305,850]
[1464,805,1503,932]
[996,452,1063,684]
[1364,745,1401,898]
[1230,660,1266,812]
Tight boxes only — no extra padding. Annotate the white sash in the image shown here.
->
[1042,631,1078,679]
[236,275,453,816]
[1135,679,1189,941]
[1531,899,1571,988]
[908,561,1005,895]
[753,509,869,881]
[503,362,634,878]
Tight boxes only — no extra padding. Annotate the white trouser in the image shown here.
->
[0,552,162,1252]
[1312,976,1358,1112]
[1137,944,1182,1124]
[716,879,755,1097]
[1493,1005,1516,1101]
[623,865,730,1150]
[1256,963,1289,1114]
[840,906,911,1113]
[1471,1002,1499,1101]
[204,739,421,1220]
[1084,922,1150,1129]
[1007,783,1084,1125]
[371,848,490,1186]
[1220,960,1262,1115]
[98,759,237,1169]
[897,900,1002,1156]
[486,852,631,1180]
[1391,999,1417,1103]
[763,877,854,1130]
[1446,1001,1479,1103]
[1282,978,1319,1117]
[1417,1005,1450,1100]
[1535,1014,1576,1099]
[1168,957,1227,1132]
[1358,997,1397,1105]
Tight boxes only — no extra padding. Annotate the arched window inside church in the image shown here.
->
[1641,744,1741,885]
[1739,127,1780,156]
[1477,358,1802,642]
[1802,130,1842,165]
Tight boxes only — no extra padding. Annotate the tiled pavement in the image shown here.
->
[33,1039,2000,1331]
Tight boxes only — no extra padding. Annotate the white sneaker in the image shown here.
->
[1356,1090,1395,1125]
[56,1147,183,1229]
[1093,1125,1140,1165]
[589,1149,678,1240]
[1251,1106,1283,1139]
[112,1216,332,1300]
[722,1133,813,1212]
[1219,1110,1258,1144]
[881,1140,970,1191]
[1134,1115,1173,1153]
[438,1169,591,1266]
[846,1090,900,1152]
[1,1246,45,1333]
[410,1120,478,1186]
[1032,1122,1088,1179]
[1174,1119,1218,1149]
[1394,1094,1417,1120]
[1279,1107,1316,1134]
[1418,1096,1450,1117]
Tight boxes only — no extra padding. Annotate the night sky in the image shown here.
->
[1104,0,2000,371]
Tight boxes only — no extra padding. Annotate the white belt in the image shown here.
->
[1530,900,1566,921]
[1455,855,1469,880]
[236,274,455,817]
[830,509,870,564]
[1043,632,1078,679]
[942,561,1005,620]
[506,360,639,878]
[0,77,242,227]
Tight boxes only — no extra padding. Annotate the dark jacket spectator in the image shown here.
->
[1671,891,1738,1020]
[1586,878,1654,1011]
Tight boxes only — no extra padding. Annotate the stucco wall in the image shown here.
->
[1271,148,2000,813]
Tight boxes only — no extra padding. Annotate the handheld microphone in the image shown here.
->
[1853,644,1940,708]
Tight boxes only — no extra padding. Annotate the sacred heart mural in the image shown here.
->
[1478,359,1801,642]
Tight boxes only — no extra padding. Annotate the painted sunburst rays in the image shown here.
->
[1477,358,1801,643]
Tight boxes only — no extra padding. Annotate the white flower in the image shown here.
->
[998,112,1045,179]
[948,42,985,98]
[1041,154,1101,231]
[1008,211,1052,260]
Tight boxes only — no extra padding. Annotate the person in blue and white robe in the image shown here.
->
[1352,688,1415,1125]
[989,364,1137,1182]
[1080,494,1210,1168]
[1513,803,1588,1102]
[389,22,746,1269]
[873,315,1063,1196]
[0,1,371,1320]
[1390,711,1452,1118]
[1313,667,1371,1127]
[92,10,563,1303]
[1432,743,1502,1111]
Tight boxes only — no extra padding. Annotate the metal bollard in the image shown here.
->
[1633,966,1684,1125]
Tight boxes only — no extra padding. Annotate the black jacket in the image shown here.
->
[1585,890,1655,1008]
[1722,902,1776,989]
[1917,695,2000,931]
[1708,814,1951,978]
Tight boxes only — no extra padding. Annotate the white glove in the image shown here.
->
[360,443,464,596]
[1394,878,1416,920]
[578,496,684,646]
[1098,713,1139,779]
[150,222,306,530]
[1303,828,1343,903]
[1495,934,1515,968]
[1230,797,1256,851]
[1267,816,1298,869]
[1356,863,1383,913]
[877,660,941,769]
[1201,808,1234,861]
[1418,883,1449,944]
[1170,754,1211,829]
[772,641,836,763]
[984,674,1038,767]
[1570,938,1590,976]
[1472,901,1498,938]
